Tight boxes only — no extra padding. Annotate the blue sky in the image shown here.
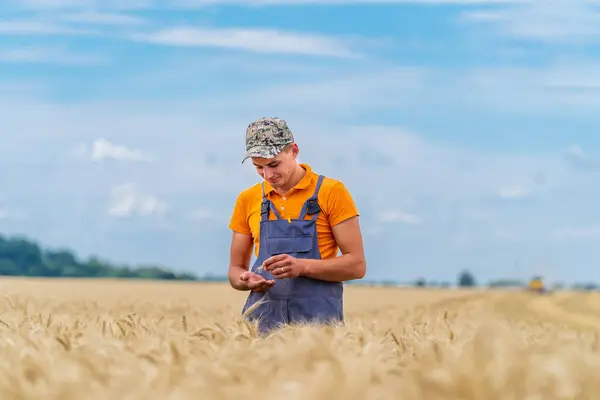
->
[2,0,600,285]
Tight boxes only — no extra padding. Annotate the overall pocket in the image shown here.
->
[267,234,314,256]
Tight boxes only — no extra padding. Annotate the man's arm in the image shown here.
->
[299,180,366,282]
[300,215,366,282]
[227,191,254,291]
[228,231,254,290]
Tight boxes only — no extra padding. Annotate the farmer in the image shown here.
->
[227,117,366,334]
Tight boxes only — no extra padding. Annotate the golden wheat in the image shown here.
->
[1,277,600,399]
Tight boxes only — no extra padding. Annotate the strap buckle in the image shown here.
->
[306,198,321,215]
[260,201,269,215]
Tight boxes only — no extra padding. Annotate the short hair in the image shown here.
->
[282,143,295,152]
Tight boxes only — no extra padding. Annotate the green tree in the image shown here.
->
[457,269,476,287]
[0,234,200,281]
[414,277,426,287]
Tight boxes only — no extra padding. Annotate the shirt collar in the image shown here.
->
[263,163,314,195]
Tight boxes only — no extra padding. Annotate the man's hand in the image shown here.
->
[240,271,276,292]
[263,254,305,279]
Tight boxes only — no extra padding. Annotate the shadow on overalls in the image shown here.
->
[242,294,345,338]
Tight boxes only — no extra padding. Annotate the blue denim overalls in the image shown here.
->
[241,174,344,335]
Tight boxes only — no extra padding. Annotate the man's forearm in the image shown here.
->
[228,265,250,291]
[300,254,365,282]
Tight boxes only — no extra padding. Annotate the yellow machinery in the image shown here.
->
[527,276,545,293]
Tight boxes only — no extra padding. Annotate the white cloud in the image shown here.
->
[0,46,105,65]
[567,145,585,159]
[7,0,538,9]
[447,224,523,250]
[565,145,600,169]
[11,0,153,9]
[0,55,589,203]
[130,27,358,57]
[0,15,365,58]
[189,208,215,221]
[0,20,97,35]
[462,1,600,42]
[304,126,569,203]
[188,208,230,227]
[497,185,531,199]
[59,11,147,26]
[0,83,575,202]
[8,0,598,41]
[550,226,600,241]
[107,183,167,218]
[209,61,600,119]
[377,210,421,225]
[6,0,599,64]
[73,139,154,162]
[173,0,528,4]
[363,211,423,238]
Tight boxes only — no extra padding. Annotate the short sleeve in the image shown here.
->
[228,192,251,234]
[325,181,359,227]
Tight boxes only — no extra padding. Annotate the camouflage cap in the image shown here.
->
[242,117,295,163]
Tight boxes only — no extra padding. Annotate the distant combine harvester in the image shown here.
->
[527,276,546,294]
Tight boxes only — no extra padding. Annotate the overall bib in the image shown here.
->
[241,174,344,334]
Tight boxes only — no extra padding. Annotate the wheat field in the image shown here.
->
[1,278,600,399]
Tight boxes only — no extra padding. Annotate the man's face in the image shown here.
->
[251,144,298,189]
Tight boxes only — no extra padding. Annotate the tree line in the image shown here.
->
[410,270,599,291]
[0,234,198,280]
[1,234,597,290]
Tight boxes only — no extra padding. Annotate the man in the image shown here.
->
[228,117,366,334]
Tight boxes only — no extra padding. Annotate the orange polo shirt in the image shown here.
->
[229,164,359,259]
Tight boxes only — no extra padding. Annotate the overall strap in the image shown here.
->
[261,182,282,221]
[298,175,325,220]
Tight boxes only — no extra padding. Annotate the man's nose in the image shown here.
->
[263,167,274,179]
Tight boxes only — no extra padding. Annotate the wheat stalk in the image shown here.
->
[0,278,598,399]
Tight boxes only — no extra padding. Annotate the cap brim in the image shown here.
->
[241,145,285,163]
